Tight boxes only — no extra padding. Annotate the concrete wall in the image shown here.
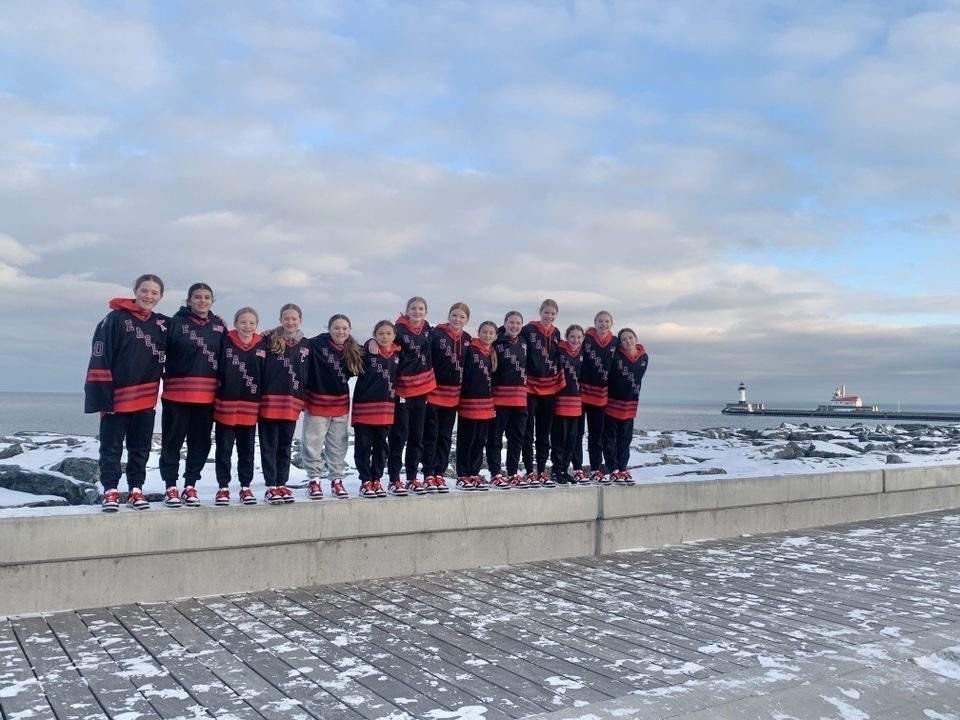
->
[2,464,959,617]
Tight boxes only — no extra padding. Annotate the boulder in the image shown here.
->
[0,443,24,460]
[886,454,906,464]
[0,465,101,505]
[50,457,100,484]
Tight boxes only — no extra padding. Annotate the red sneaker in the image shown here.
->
[127,488,149,510]
[360,481,377,498]
[331,478,349,499]
[491,474,511,490]
[214,488,230,506]
[406,478,427,495]
[308,480,324,500]
[182,486,200,507]
[388,480,409,496]
[264,486,285,505]
[434,476,450,493]
[239,487,257,505]
[163,487,182,508]
[372,480,387,498]
[101,488,121,512]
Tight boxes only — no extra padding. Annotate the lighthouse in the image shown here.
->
[738,382,747,404]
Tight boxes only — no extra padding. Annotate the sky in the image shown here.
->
[1,0,958,405]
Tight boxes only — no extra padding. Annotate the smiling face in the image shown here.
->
[280,308,301,334]
[503,313,523,338]
[329,318,351,345]
[448,308,468,330]
[478,323,497,345]
[566,328,584,349]
[405,299,427,324]
[188,288,213,317]
[134,280,163,312]
[235,312,258,340]
[375,323,396,348]
[594,312,613,335]
[539,305,557,326]
[619,330,638,352]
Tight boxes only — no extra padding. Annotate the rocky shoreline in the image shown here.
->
[2,421,959,511]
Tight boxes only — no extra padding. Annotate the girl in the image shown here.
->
[520,299,564,486]
[603,328,649,485]
[387,296,437,491]
[421,302,470,494]
[159,282,225,508]
[457,321,498,490]
[353,321,401,498]
[213,307,266,506]
[303,314,363,500]
[84,274,167,512]
[551,325,585,484]
[581,310,618,482]
[259,304,309,505]
[486,311,531,489]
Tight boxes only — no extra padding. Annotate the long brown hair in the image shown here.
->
[478,320,498,372]
[269,303,302,355]
[328,313,363,375]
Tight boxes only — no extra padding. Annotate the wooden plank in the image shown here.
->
[111,603,263,720]
[43,610,162,720]
[0,620,60,720]
[8,615,106,720]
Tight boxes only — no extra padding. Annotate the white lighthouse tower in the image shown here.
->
[738,382,747,404]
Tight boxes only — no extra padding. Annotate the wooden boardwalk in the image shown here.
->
[2,510,959,719]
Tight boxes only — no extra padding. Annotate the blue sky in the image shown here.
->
[0,0,958,406]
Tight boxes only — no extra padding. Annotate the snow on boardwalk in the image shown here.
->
[2,512,960,719]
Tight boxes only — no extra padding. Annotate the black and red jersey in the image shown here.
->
[580,328,618,408]
[161,306,225,404]
[393,315,437,398]
[427,323,470,408]
[606,345,649,421]
[259,337,309,422]
[215,331,266,427]
[458,339,495,420]
[84,298,167,414]
[491,331,527,408]
[555,341,583,418]
[305,332,355,417]
[521,321,565,395]
[352,344,400,427]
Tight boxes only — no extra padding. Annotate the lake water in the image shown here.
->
[3,391,956,438]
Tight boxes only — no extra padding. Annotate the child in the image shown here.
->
[603,328,649,485]
[486,311,531,489]
[159,282,225,508]
[581,310,618,483]
[551,325,584,484]
[303,314,363,500]
[422,302,470,494]
[520,299,565,486]
[259,304,309,505]
[353,321,401,498]
[84,274,167,512]
[387,297,437,491]
[457,321,497,490]
[213,307,266,506]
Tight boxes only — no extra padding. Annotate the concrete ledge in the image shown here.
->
[2,465,958,617]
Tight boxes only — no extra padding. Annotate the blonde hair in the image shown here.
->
[448,301,470,320]
[234,307,258,324]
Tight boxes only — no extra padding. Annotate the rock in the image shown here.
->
[50,457,100,484]
[0,465,101,505]
[0,443,24,459]
[669,467,727,476]
[886,454,906,464]
[772,442,806,460]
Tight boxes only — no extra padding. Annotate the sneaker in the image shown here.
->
[372,480,387,498]
[406,478,427,495]
[539,472,556,488]
[127,488,149,510]
[264,486,285,505]
[434,476,450,493]
[510,473,528,488]
[621,470,635,486]
[215,488,231,506]
[611,471,628,485]
[331,478,349,499]
[163,487,182,508]
[280,485,295,503]
[589,470,606,484]
[388,480,409,497]
[182,486,200,507]
[472,475,489,491]
[491,473,511,490]
[239,487,257,505]
[599,472,614,485]
[573,469,588,483]
[308,480,324,500]
[456,476,475,491]
[101,488,121,513]
[422,475,439,494]
[524,471,541,489]
[360,481,378,499]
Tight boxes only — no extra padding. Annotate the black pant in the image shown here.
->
[99,409,155,491]
[487,407,527,476]
[603,415,634,472]
[550,415,580,479]
[355,424,389,482]
[215,423,256,488]
[159,399,214,488]
[585,404,607,472]
[524,395,555,473]
[422,404,457,477]
[258,418,296,486]
[456,417,490,476]
[388,396,428,481]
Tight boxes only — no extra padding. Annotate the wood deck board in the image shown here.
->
[0,619,62,720]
